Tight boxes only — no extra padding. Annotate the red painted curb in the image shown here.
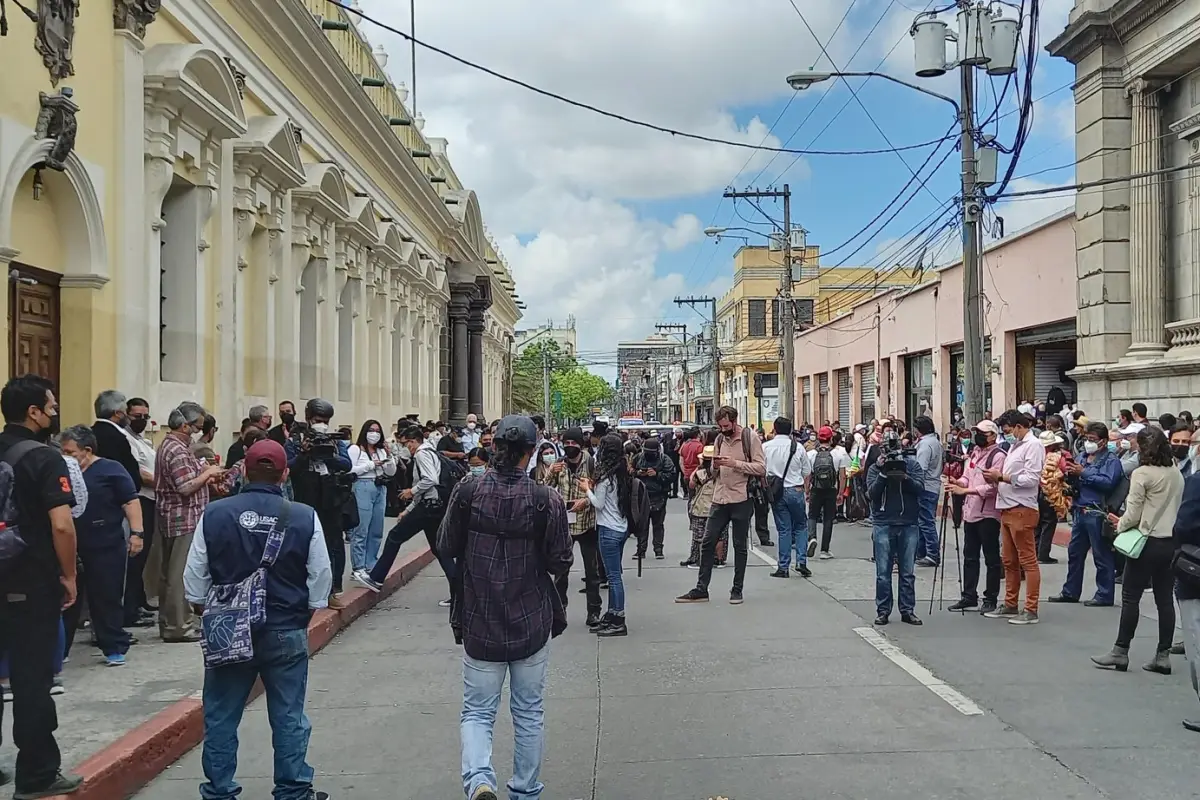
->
[55,546,436,800]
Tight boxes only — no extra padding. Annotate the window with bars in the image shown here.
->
[772,299,781,336]
[748,299,767,337]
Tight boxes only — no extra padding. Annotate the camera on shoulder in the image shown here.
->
[880,431,915,479]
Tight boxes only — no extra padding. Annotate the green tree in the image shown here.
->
[551,367,613,420]
[510,340,576,415]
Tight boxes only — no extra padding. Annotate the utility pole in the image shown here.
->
[875,303,883,416]
[675,295,720,415]
[721,187,796,418]
[656,323,690,422]
[958,1,985,428]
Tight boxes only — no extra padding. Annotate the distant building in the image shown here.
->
[616,336,674,420]
[515,316,578,358]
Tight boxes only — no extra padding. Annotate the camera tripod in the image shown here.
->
[927,486,965,615]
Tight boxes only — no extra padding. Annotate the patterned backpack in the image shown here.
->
[200,500,292,669]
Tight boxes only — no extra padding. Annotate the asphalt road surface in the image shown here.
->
[137,501,1199,799]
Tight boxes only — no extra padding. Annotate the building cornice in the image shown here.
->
[1047,0,1181,64]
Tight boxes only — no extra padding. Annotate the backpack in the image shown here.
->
[811,447,838,491]
[737,428,766,504]
[0,440,47,573]
[434,452,468,504]
[199,500,292,669]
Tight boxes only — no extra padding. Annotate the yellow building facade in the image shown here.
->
[717,244,920,429]
[0,0,520,428]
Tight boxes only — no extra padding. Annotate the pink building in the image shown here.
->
[793,210,1076,432]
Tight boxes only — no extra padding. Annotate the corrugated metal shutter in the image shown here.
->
[1016,320,1076,347]
[801,377,811,425]
[860,362,876,422]
[818,373,829,422]
[1034,346,1075,403]
[837,369,851,427]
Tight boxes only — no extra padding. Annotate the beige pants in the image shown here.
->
[157,531,195,639]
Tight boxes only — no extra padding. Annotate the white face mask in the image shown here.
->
[310,423,330,435]
[1084,441,1099,454]
[542,453,557,466]
[467,422,476,430]
[366,431,381,445]
[1119,439,1131,451]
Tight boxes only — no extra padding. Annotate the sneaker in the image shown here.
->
[13,772,83,800]
[596,617,628,637]
[979,600,997,615]
[470,788,498,800]
[591,611,619,631]
[327,593,346,610]
[819,551,833,560]
[1171,641,1185,655]
[314,792,331,800]
[50,677,64,696]
[679,560,693,567]
[632,553,645,561]
[915,557,938,567]
[874,614,889,626]
[1009,610,1039,625]
[807,539,818,558]
[353,572,382,593]
[947,599,978,612]
[729,590,744,605]
[600,582,609,590]
[0,684,11,702]
[984,604,1019,619]
[654,552,665,560]
[675,589,710,603]
[687,563,699,570]
[105,654,126,667]
[760,540,775,548]
[438,598,452,608]
[794,564,812,578]
[715,562,727,569]
[585,611,602,629]
[769,569,789,578]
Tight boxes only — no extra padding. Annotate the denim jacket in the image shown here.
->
[1072,450,1122,509]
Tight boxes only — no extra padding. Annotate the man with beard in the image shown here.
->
[268,401,297,446]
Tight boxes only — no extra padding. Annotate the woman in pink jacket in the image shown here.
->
[945,420,1007,614]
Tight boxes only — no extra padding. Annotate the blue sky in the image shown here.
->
[358,0,1078,375]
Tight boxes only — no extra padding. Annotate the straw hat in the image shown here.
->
[702,445,715,458]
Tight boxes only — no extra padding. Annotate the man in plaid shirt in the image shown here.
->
[548,427,604,627]
[155,402,223,642]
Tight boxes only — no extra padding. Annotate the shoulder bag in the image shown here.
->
[765,439,797,505]
[1112,476,1176,559]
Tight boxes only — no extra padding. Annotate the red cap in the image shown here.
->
[244,439,287,472]
[817,425,834,441]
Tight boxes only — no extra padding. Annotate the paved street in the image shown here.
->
[136,501,1199,799]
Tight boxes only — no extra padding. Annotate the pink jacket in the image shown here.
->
[955,444,1006,522]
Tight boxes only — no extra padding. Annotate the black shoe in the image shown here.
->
[760,540,775,547]
[729,590,744,605]
[807,539,819,558]
[680,560,693,567]
[314,792,331,800]
[128,617,156,628]
[769,569,789,578]
[585,611,602,628]
[654,552,665,560]
[874,614,889,626]
[794,564,812,578]
[1047,594,1078,603]
[1184,719,1200,733]
[1083,599,1114,607]
[901,612,923,626]
[578,587,587,594]
[591,611,619,632]
[1038,557,1059,564]
[140,602,158,613]
[600,582,609,590]
[1114,574,1124,585]
[1171,641,1185,655]
[596,617,628,637]
[948,599,978,612]
[676,589,709,603]
[13,773,83,800]
[633,553,645,561]
[915,557,938,568]
[979,600,997,615]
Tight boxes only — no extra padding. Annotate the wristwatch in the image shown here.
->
[130,530,145,539]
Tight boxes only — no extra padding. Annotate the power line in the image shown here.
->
[329,1,955,158]
[992,162,1198,199]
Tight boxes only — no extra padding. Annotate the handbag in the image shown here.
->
[765,440,798,504]
[1112,480,1175,559]
[200,500,292,669]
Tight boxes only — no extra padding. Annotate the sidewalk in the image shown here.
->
[135,504,1126,800]
[0,538,431,800]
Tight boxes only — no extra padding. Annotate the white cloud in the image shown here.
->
[993,177,1073,235]
[357,0,861,364]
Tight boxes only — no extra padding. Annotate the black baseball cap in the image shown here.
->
[497,414,538,448]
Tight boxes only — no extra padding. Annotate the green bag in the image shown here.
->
[1112,482,1175,559]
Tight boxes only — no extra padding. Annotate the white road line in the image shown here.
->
[749,544,777,568]
[852,626,984,716]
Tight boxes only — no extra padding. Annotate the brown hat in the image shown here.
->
[245,439,287,471]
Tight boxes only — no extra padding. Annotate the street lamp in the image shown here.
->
[784,69,960,115]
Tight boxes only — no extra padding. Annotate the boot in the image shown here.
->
[1143,650,1172,675]
[1170,641,1185,655]
[1091,645,1129,672]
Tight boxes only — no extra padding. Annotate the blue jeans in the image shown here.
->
[461,643,550,800]
[873,524,918,617]
[597,525,626,613]
[772,487,808,570]
[200,628,315,800]
[915,490,940,564]
[350,480,387,572]
[1060,512,1115,604]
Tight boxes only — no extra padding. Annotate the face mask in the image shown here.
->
[38,411,60,442]
[366,431,381,445]
[644,450,660,462]
[1004,433,1017,444]
[1084,441,1100,454]
[565,445,581,460]
[280,412,295,426]
[129,418,148,435]
[1107,441,1119,453]
[470,465,486,476]
[310,423,330,435]
[542,453,557,465]
[974,432,989,448]
[1119,439,1131,451]
[191,426,205,442]
[1172,444,1190,462]
[467,422,476,430]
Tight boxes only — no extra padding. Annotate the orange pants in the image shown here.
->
[1000,506,1040,612]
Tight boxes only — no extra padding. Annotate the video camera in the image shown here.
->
[290,421,339,462]
[879,430,915,479]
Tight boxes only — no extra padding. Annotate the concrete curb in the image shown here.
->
[54,547,436,800]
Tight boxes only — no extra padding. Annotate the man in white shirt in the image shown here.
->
[460,413,482,451]
[806,426,850,559]
[764,417,812,578]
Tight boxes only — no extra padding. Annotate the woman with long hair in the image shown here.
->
[1093,426,1185,673]
[532,441,560,486]
[579,433,632,637]
[348,419,397,578]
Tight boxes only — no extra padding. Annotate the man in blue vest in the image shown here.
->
[184,439,332,800]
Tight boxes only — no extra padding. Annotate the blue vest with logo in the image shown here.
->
[201,485,316,631]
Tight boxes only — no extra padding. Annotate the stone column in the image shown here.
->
[448,297,470,425]
[1127,78,1167,356]
[281,210,310,403]
[114,24,149,393]
[467,308,485,417]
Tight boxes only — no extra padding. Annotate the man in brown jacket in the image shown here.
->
[677,406,767,605]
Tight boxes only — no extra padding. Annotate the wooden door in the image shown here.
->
[8,265,61,389]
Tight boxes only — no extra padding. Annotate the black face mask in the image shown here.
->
[643,451,660,462]
[38,412,60,442]
[565,446,582,460]
[129,418,148,435]
[280,412,295,426]
[1172,444,1191,462]
[974,432,989,448]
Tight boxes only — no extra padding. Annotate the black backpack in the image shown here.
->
[434,452,468,505]
[0,440,47,572]
[811,447,838,491]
